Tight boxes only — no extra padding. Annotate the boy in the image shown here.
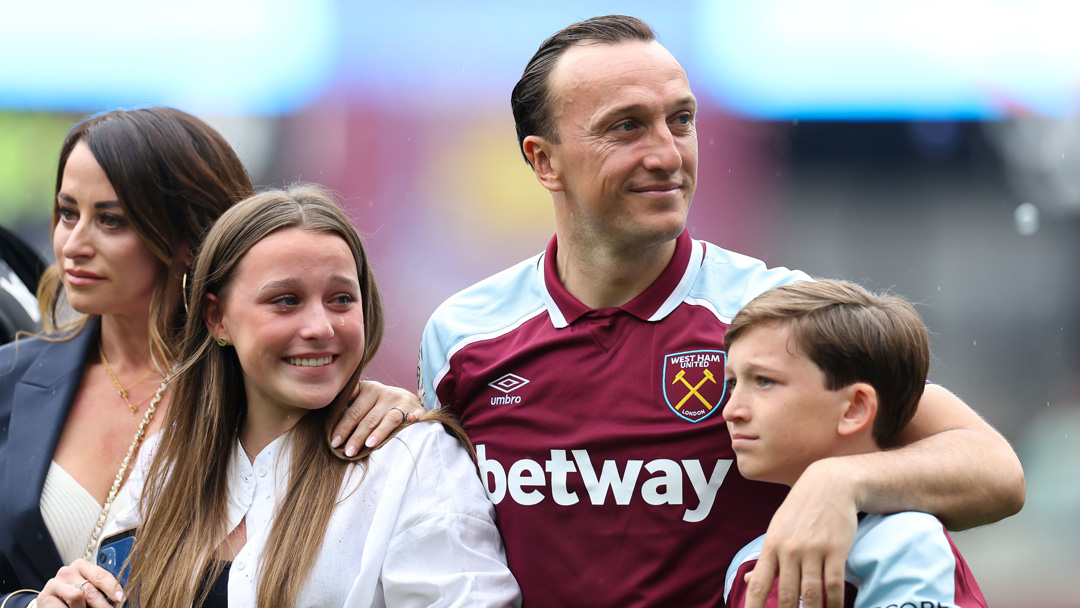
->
[721,280,987,608]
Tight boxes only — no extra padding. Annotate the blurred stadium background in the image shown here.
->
[2,2,1076,604]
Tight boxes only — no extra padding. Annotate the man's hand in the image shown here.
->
[743,458,859,608]
[331,380,426,456]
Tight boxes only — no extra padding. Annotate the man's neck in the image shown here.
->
[554,233,677,309]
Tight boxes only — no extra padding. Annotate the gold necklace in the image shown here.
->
[239,437,257,462]
[83,374,169,560]
[99,343,159,418]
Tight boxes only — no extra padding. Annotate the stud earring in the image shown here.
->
[216,337,227,347]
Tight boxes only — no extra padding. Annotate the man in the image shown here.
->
[418,15,1024,608]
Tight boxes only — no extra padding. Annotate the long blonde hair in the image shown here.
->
[37,107,253,364]
[125,185,394,607]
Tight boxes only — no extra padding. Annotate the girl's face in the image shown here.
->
[53,141,162,319]
[208,228,366,422]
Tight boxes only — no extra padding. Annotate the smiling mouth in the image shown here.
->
[632,185,680,194]
[286,356,334,367]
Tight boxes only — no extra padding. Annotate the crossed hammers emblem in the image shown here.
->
[671,368,717,410]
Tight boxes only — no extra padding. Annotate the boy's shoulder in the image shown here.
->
[848,511,951,569]
[849,512,986,608]
[724,513,985,608]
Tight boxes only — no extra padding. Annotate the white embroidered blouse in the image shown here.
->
[104,422,521,607]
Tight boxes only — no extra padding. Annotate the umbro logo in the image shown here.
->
[488,373,530,393]
[488,373,529,405]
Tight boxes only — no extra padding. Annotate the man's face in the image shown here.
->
[721,323,846,486]
[538,40,698,253]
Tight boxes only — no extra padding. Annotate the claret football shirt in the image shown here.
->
[419,230,809,606]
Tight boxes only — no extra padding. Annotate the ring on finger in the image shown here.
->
[390,406,408,425]
[73,579,91,592]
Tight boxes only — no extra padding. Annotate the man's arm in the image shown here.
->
[742,384,1025,608]
[329,381,425,457]
[861,383,1025,528]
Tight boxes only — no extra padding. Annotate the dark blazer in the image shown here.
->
[1,322,97,608]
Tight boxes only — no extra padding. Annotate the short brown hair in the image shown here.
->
[725,280,930,447]
[511,14,655,166]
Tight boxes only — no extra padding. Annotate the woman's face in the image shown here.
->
[209,228,366,421]
[53,141,162,319]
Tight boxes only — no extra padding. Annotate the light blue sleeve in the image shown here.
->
[417,254,546,411]
[847,512,961,608]
[724,534,766,606]
[690,243,812,324]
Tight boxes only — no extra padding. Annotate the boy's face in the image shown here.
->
[722,323,847,486]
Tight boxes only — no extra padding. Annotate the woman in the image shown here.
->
[40,186,519,607]
[0,110,420,608]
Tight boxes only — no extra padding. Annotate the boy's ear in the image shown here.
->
[205,293,226,341]
[837,382,877,437]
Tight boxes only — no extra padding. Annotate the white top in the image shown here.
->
[41,460,131,565]
[105,423,521,608]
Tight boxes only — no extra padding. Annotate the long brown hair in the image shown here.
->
[126,185,468,607]
[37,107,253,364]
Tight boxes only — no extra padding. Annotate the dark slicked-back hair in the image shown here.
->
[511,14,655,166]
[725,280,930,447]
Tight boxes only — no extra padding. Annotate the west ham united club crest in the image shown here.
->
[662,350,726,423]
